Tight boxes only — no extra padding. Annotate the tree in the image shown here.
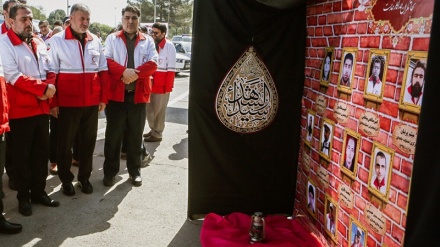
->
[127,0,193,37]
[48,9,67,26]
[89,22,113,41]
[29,6,47,21]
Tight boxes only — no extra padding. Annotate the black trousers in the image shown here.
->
[56,106,98,184]
[49,116,80,163]
[8,115,49,201]
[103,93,146,177]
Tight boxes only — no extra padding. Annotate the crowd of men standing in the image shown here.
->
[0,1,176,234]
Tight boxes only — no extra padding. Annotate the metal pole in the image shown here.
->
[153,0,156,23]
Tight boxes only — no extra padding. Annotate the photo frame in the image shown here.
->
[305,110,316,147]
[340,129,361,179]
[306,179,317,219]
[337,47,358,94]
[324,194,338,241]
[363,49,390,103]
[367,142,395,202]
[320,47,334,86]
[319,118,335,161]
[399,51,428,114]
[349,217,367,247]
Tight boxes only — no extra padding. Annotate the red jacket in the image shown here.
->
[0,30,55,119]
[46,26,109,107]
[152,38,176,94]
[105,31,158,103]
[0,76,10,135]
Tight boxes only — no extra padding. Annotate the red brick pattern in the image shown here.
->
[295,1,433,246]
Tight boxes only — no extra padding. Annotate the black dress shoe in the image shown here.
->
[18,200,32,216]
[78,180,93,194]
[143,135,162,142]
[103,176,115,187]
[32,195,60,207]
[62,183,75,196]
[130,175,142,186]
[0,217,22,234]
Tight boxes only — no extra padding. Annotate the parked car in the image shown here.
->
[172,34,192,42]
[175,52,190,73]
[173,41,192,58]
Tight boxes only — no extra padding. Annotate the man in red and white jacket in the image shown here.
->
[0,4,59,217]
[143,22,176,142]
[46,3,109,196]
[1,0,17,35]
[0,52,23,234]
[102,5,157,187]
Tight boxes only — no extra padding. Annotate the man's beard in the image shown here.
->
[410,83,422,98]
[17,30,33,41]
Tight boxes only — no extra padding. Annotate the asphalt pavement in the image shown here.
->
[0,72,203,246]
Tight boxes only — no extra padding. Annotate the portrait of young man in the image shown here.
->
[319,119,334,159]
[366,55,384,96]
[307,181,316,215]
[337,48,357,94]
[350,218,366,247]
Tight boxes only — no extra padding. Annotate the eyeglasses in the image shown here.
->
[151,31,160,35]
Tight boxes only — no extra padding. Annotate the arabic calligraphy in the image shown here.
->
[339,184,354,209]
[315,95,327,115]
[365,204,386,235]
[383,0,416,15]
[334,101,350,124]
[359,112,380,137]
[392,124,418,154]
[216,46,278,133]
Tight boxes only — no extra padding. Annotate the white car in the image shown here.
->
[174,43,191,73]
[175,53,190,73]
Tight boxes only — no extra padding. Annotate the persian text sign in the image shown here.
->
[365,204,387,235]
[334,101,351,124]
[359,111,380,137]
[339,184,354,209]
[371,0,435,33]
[392,124,417,154]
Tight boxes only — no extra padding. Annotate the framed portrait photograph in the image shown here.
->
[399,51,428,114]
[337,47,358,94]
[324,195,338,240]
[306,180,317,219]
[320,47,334,86]
[305,110,316,147]
[319,118,335,161]
[367,142,395,201]
[340,129,361,179]
[349,217,367,247]
[363,49,390,103]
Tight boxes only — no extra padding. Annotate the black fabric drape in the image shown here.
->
[188,0,306,218]
[404,1,440,245]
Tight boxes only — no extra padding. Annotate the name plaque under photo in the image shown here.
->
[365,204,386,236]
[359,111,380,137]
[334,101,351,124]
[317,166,329,188]
[315,95,327,115]
[339,183,354,209]
[392,124,418,154]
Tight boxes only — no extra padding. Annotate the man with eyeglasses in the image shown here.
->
[143,22,176,143]
[38,20,52,41]
[102,5,157,187]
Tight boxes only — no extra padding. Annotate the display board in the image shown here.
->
[296,0,435,246]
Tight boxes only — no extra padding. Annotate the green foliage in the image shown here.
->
[89,23,113,42]
[48,9,67,26]
[29,6,47,21]
[126,0,193,37]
